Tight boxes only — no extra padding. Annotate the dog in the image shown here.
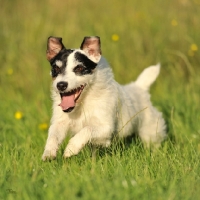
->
[42,36,166,161]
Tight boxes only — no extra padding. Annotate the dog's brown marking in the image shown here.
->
[80,36,102,57]
[46,37,65,61]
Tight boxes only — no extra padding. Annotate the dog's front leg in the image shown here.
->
[42,121,68,161]
[63,126,93,158]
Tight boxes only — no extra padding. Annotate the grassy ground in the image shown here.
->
[1,0,200,199]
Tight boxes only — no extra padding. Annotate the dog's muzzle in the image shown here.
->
[57,81,68,91]
[57,83,86,113]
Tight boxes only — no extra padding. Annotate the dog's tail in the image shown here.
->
[135,63,160,91]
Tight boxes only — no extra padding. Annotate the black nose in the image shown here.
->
[57,81,68,91]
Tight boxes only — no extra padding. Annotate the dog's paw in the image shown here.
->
[42,149,57,161]
[63,149,74,158]
[63,144,80,158]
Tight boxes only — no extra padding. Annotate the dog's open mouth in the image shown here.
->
[59,84,85,113]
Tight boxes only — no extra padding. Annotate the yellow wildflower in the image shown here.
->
[112,34,119,41]
[188,44,198,57]
[39,123,48,131]
[171,19,178,26]
[7,68,13,75]
[15,111,23,120]
[190,44,198,51]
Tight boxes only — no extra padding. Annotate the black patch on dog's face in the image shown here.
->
[73,52,97,76]
[50,49,74,78]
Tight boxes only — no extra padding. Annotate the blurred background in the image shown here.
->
[0,0,200,143]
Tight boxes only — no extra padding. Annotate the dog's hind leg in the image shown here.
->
[138,110,167,148]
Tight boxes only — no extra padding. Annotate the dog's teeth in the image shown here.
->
[65,85,85,95]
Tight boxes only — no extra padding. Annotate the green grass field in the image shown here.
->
[1,0,200,199]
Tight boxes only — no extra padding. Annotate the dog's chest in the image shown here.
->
[67,113,89,134]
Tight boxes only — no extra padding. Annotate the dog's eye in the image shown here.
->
[55,66,60,73]
[51,66,61,77]
[74,65,84,73]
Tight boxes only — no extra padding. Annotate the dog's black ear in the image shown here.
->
[46,36,65,61]
[80,36,101,63]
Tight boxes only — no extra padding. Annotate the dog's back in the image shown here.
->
[92,60,166,145]
[80,58,166,147]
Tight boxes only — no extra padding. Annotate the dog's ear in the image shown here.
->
[46,36,65,61]
[80,36,101,63]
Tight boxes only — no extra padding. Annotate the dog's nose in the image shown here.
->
[57,81,68,91]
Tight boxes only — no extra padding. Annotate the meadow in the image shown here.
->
[0,0,200,199]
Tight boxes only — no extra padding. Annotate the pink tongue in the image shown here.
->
[59,94,75,110]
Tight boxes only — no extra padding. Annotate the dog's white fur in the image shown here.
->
[42,38,166,160]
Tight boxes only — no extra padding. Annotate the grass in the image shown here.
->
[0,0,200,199]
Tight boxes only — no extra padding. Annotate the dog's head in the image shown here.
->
[46,36,101,113]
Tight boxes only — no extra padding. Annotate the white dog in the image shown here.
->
[42,36,166,161]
